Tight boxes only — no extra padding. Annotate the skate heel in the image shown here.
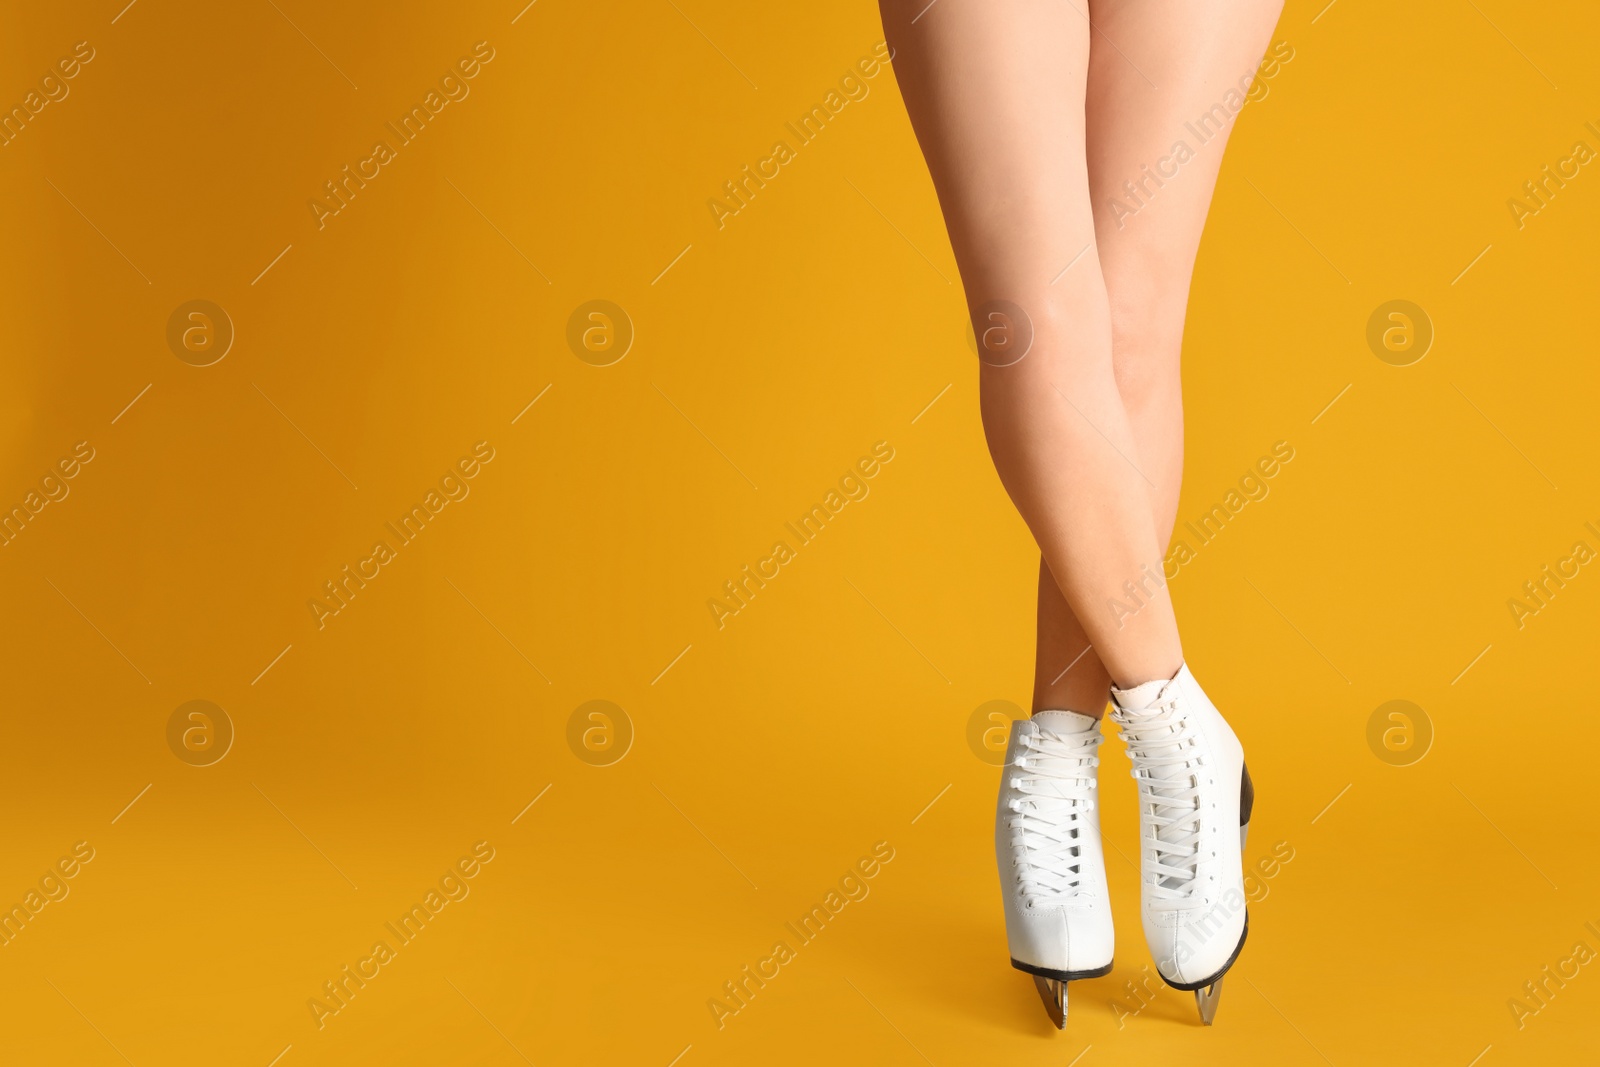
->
[1194,761,1255,1025]
[1239,761,1254,850]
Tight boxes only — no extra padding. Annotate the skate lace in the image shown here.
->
[1111,696,1206,909]
[1006,726,1103,908]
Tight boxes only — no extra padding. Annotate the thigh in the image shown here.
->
[880,0,1094,303]
[1084,0,1285,320]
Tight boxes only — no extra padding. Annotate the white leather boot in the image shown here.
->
[1110,664,1254,1025]
[995,710,1114,1029]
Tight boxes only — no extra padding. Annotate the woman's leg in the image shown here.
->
[880,0,1181,689]
[1086,0,1286,1014]
[1032,0,1286,714]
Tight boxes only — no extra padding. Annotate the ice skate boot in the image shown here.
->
[1110,664,1253,1025]
[996,711,1114,1029]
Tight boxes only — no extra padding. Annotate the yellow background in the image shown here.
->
[2,0,1597,1064]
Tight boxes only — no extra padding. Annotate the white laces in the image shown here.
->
[1111,695,1206,909]
[1006,725,1103,908]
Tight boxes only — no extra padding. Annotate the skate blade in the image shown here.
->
[1031,975,1067,1030]
[1195,977,1223,1025]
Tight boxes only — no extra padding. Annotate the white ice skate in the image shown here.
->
[1110,664,1253,1025]
[995,711,1114,1029]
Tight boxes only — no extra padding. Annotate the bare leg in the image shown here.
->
[882,0,1181,688]
[1031,0,1285,714]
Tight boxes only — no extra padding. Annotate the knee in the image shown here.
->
[1106,277,1183,409]
[970,285,1114,382]
[1109,309,1177,391]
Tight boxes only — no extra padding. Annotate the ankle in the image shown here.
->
[1031,705,1104,721]
[1109,659,1184,696]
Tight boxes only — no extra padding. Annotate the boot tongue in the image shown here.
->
[1111,674,1176,714]
[1111,673,1189,783]
[1111,672,1198,891]
[1031,710,1098,734]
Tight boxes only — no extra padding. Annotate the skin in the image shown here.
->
[879,0,1285,714]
